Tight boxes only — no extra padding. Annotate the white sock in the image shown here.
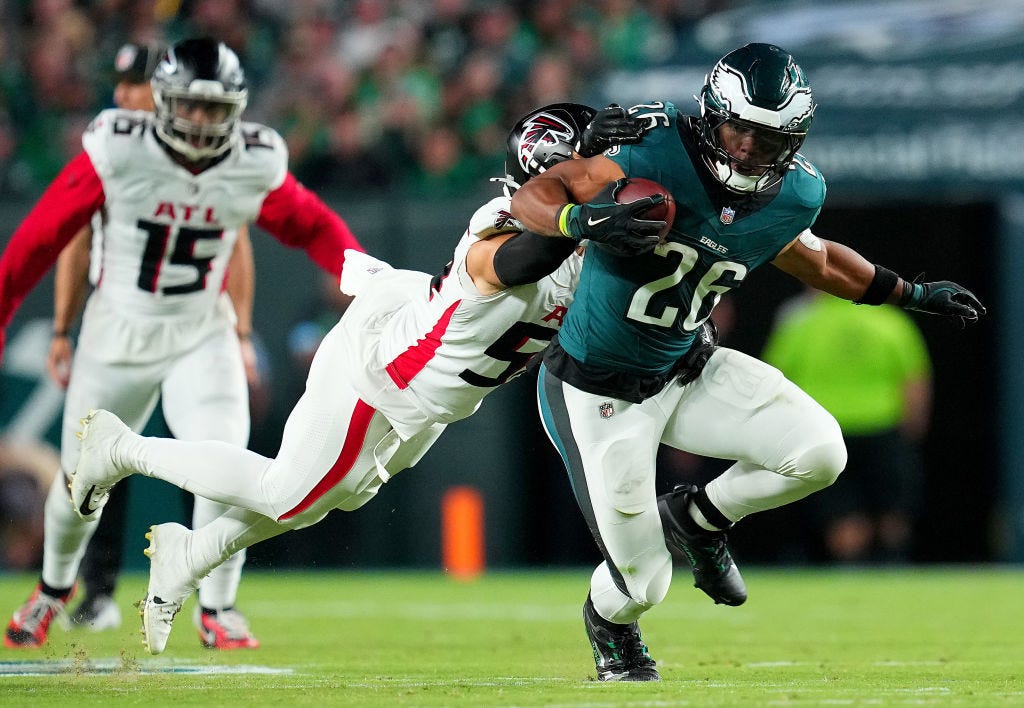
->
[122,432,278,517]
[686,501,721,532]
[193,496,246,610]
[41,471,98,590]
[187,506,286,583]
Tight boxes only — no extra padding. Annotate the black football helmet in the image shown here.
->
[151,37,248,161]
[502,102,596,194]
[695,43,815,193]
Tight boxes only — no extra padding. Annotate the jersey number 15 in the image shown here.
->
[136,220,224,295]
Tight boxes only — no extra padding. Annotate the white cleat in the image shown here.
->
[140,523,199,655]
[70,409,132,521]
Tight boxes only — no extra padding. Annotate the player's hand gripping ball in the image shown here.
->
[614,177,675,243]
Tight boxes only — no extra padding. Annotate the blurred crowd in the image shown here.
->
[0,0,733,199]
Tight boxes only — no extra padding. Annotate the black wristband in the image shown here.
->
[856,264,899,306]
[53,330,69,338]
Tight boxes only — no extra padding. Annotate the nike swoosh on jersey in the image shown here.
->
[587,216,611,226]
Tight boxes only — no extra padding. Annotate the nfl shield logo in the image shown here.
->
[599,402,615,419]
[720,207,735,225]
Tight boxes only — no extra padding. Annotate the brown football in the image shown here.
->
[614,177,676,242]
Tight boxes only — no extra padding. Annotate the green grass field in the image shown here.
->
[0,567,1021,706]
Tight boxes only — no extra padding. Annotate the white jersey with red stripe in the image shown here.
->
[82,107,287,319]
[339,196,582,439]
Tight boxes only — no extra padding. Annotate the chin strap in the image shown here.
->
[712,159,783,194]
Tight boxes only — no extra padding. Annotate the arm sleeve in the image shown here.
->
[0,152,105,331]
[491,230,578,287]
[255,172,365,279]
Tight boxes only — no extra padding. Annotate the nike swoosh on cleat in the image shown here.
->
[587,216,611,226]
[78,486,102,517]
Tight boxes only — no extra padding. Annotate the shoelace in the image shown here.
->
[605,623,652,668]
[618,630,654,668]
[14,593,69,634]
[699,532,732,573]
[681,527,730,573]
[207,610,253,640]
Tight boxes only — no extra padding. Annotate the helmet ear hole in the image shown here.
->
[504,102,596,191]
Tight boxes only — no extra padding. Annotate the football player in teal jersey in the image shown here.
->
[510,43,985,682]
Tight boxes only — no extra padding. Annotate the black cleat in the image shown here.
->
[582,595,660,682]
[659,484,747,606]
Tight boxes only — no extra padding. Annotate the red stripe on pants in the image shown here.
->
[278,399,376,521]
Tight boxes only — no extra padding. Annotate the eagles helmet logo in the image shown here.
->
[709,63,814,131]
[517,112,576,176]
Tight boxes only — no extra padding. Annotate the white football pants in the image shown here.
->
[538,347,847,624]
[43,293,250,609]
[108,319,445,583]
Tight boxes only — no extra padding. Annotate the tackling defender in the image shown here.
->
[0,38,365,649]
[510,43,985,681]
[67,102,654,655]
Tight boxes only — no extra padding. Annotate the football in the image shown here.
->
[614,177,676,242]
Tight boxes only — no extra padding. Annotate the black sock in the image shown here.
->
[666,486,731,534]
[201,606,233,615]
[690,487,733,531]
[39,580,74,601]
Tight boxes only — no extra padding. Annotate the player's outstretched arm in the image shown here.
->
[468,231,579,295]
[895,277,985,325]
[255,172,365,279]
[772,230,986,326]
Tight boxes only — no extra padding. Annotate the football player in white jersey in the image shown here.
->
[0,38,365,649]
[66,102,647,655]
[48,41,260,640]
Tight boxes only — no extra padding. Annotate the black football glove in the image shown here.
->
[575,104,647,158]
[898,275,986,326]
[558,179,664,256]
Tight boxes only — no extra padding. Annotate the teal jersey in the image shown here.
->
[557,101,826,376]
